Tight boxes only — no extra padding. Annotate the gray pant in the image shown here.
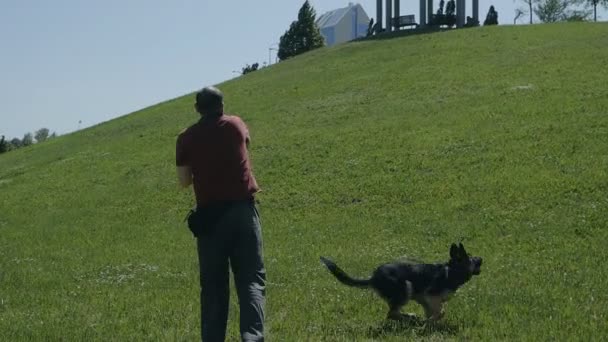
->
[196,201,265,342]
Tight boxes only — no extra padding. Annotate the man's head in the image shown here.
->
[195,86,224,117]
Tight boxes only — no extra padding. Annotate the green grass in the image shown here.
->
[1,22,608,340]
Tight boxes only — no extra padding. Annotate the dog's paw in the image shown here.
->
[428,311,445,322]
[387,311,403,321]
[387,312,418,321]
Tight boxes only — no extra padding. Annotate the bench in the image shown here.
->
[392,15,418,29]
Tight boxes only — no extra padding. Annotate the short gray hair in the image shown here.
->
[196,86,224,112]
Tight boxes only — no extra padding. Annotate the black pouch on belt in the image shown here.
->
[184,202,233,238]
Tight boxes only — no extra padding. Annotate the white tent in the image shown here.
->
[316,3,370,47]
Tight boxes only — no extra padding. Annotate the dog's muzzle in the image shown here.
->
[472,257,482,275]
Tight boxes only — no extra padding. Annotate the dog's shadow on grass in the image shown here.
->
[366,315,460,339]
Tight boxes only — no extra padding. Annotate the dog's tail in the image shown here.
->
[320,256,371,289]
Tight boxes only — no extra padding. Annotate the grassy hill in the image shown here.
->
[1,22,607,340]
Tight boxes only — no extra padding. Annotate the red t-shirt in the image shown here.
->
[176,114,260,206]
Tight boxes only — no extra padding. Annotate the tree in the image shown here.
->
[580,0,608,21]
[534,0,570,22]
[34,128,50,143]
[277,1,325,61]
[10,137,22,149]
[484,6,499,25]
[520,0,536,24]
[0,136,8,154]
[22,133,34,146]
[564,8,592,21]
[278,22,299,60]
[514,7,528,24]
[241,63,260,75]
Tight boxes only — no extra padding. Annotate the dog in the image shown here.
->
[320,243,482,321]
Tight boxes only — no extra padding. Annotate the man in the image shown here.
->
[176,86,265,341]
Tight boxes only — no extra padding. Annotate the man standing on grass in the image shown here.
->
[176,86,265,341]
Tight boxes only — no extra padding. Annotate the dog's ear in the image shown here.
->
[459,243,467,257]
[450,243,459,259]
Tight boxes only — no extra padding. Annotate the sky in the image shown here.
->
[1,0,605,139]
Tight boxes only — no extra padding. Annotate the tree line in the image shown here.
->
[518,0,608,24]
[0,128,56,154]
[420,0,603,27]
[238,1,323,75]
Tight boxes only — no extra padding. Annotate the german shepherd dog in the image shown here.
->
[320,243,482,321]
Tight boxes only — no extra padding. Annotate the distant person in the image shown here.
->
[465,16,480,27]
[367,18,375,36]
[437,0,445,15]
[176,86,265,341]
[484,5,498,26]
[0,135,8,153]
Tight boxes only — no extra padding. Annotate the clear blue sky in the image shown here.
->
[1,0,605,139]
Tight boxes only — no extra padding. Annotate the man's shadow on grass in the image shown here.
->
[366,314,460,338]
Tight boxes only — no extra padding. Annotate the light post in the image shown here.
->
[268,43,279,65]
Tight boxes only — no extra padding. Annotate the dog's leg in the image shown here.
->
[387,309,401,320]
[425,296,444,321]
[416,296,444,321]
[400,280,417,319]
[385,281,413,321]
[387,302,416,321]
[417,298,433,319]
[387,304,405,320]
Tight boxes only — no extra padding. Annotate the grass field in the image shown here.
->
[1,22,608,341]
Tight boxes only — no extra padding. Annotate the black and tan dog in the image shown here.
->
[320,243,482,321]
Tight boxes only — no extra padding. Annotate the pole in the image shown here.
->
[377,0,383,32]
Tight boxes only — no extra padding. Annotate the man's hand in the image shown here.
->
[177,166,193,188]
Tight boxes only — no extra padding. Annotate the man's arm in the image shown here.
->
[177,166,193,188]
[176,130,192,188]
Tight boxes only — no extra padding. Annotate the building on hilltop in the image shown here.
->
[316,3,370,47]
